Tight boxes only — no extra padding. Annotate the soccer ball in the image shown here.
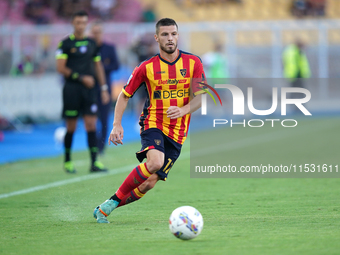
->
[54,127,66,144]
[169,206,204,240]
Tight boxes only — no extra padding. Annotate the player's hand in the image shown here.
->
[108,124,124,146]
[81,75,95,88]
[101,90,110,105]
[167,106,185,119]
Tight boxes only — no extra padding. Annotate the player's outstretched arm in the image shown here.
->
[108,92,130,146]
[167,94,202,119]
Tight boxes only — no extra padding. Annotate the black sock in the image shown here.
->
[110,194,121,203]
[87,131,97,164]
[64,132,74,162]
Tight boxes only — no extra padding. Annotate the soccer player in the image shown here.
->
[93,18,206,223]
[56,11,110,173]
[91,22,120,154]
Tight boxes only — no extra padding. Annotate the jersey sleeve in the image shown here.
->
[93,42,101,62]
[55,40,68,60]
[122,65,146,98]
[192,58,207,96]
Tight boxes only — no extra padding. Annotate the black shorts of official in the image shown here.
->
[136,128,182,181]
[62,81,98,118]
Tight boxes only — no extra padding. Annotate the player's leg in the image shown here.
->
[64,118,78,173]
[94,149,163,222]
[94,129,165,223]
[83,87,107,172]
[117,173,160,207]
[84,114,107,173]
[62,82,81,173]
[112,148,164,201]
[115,137,181,208]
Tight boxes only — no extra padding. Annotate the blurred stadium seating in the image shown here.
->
[142,0,339,21]
[0,0,143,24]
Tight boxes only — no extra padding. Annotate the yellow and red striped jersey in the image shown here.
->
[122,50,206,145]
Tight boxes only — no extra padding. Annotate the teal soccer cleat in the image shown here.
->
[93,199,119,223]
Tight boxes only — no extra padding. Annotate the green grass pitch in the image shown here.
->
[1,117,340,255]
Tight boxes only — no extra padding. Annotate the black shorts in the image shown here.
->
[62,81,98,118]
[136,128,182,181]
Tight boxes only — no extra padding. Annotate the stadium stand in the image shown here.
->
[134,0,339,59]
[140,0,339,21]
[0,0,339,25]
[0,0,143,25]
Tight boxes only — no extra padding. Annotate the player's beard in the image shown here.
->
[160,42,177,54]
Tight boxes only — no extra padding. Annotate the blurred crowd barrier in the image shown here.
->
[0,74,62,121]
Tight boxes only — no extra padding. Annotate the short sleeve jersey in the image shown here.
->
[122,50,206,145]
[56,34,101,80]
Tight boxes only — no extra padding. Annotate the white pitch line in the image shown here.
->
[0,123,328,200]
[0,152,188,200]
[0,164,135,200]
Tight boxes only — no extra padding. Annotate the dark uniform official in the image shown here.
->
[56,11,109,173]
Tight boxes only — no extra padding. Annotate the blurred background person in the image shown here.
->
[91,21,120,155]
[10,48,38,76]
[56,11,110,173]
[131,36,156,64]
[308,0,326,16]
[24,0,50,25]
[291,0,326,18]
[282,38,311,92]
[202,42,229,79]
[91,0,118,21]
[291,0,308,18]
[201,41,230,113]
[130,36,157,120]
[141,3,157,22]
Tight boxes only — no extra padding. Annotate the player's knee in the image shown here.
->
[66,119,77,132]
[85,122,96,131]
[147,159,164,173]
[67,126,76,132]
[84,116,97,131]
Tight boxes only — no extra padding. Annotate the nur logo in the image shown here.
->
[199,83,311,116]
[197,82,223,106]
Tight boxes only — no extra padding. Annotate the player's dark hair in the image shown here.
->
[72,10,89,20]
[156,18,178,34]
